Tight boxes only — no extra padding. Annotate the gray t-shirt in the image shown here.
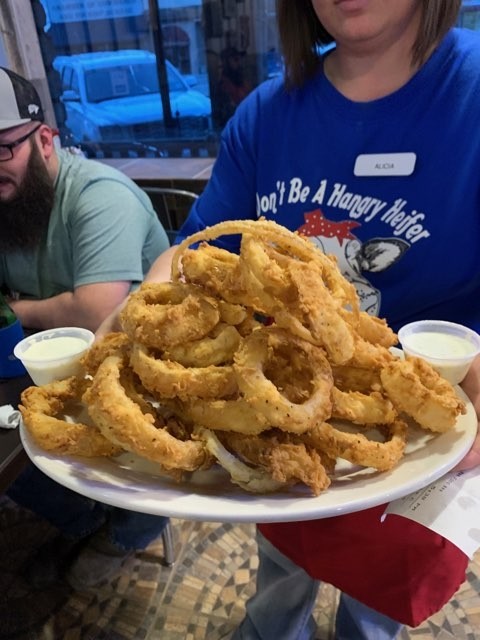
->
[1,150,169,298]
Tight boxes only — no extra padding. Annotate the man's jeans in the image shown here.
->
[7,463,168,550]
[233,532,403,640]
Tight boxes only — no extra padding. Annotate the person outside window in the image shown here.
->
[216,46,252,127]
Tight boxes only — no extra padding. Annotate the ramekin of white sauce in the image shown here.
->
[398,320,480,385]
[14,327,94,385]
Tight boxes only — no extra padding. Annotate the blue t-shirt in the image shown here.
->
[178,28,480,333]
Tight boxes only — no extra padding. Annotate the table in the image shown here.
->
[100,157,214,181]
[0,373,32,492]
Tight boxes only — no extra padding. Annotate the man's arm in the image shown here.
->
[16,170,168,333]
[10,280,131,332]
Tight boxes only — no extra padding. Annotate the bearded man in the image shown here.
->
[0,67,171,590]
[0,67,169,331]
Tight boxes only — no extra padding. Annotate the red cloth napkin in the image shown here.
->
[259,504,468,627]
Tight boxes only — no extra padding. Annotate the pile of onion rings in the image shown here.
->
[20,219,467,496]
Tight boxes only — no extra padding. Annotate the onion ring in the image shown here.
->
[354,311,398,348]
[20,378,122,457]
[80,331,131,377]
[84,355,210,472]
[179,244,251,305]
[380,356,466,432]
[345,336,395,369]
[167,396,270,435]
[237,234,293,310]
[332,365,382,393]
[197,427,285,493]
[331,387,397,425]
[217,429,332,495]
[22,218,462,494]
[218,300,248,326]
[304,419,408,472]
[130,341,238,400]
[120,282,220,349]
[233,326,333,433]
[162,323,242,367]
[172,219,360,314]
[284,260,355,363]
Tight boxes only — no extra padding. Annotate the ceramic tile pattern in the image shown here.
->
[1,495,479,640]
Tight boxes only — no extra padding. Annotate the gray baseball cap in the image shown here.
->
[0,67,44,131]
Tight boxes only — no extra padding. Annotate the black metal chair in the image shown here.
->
[141,186,199,243]
[161,520,175,566]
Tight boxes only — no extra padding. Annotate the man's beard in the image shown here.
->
[0,143,55,252]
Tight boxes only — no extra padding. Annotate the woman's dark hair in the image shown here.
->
[277,0,462,87]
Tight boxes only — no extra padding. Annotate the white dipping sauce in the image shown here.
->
[402,330,476,384]
[23,336,88,360]
[403,331,474,360]
[22,336,88,385]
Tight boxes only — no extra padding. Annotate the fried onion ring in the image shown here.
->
[197,427,285,493]
[84,355,210,471]
[22,218,465,496]
[304,419,408,471]
[217,429,332,495]
[346,336,395,369]
[172,219,359,314]
[80,331,130,377]
[331,387,397,425]
[332,365,382,393]
[162,323,242,367]
[355,312,398,348]
[179,244,251,305]
[233,326,333,433]
[120,282,220,349]
[218,300,248,325]
[380,356,466,432]
[284,260,355,363]
[179,243,238,286]
[237,234,293,311]
[130,341,238,400]
[167,396,270,435]
[20,377,122,457]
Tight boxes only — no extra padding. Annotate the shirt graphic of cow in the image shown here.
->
[298,209,409,315]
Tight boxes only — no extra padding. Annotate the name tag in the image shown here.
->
[354,153,416,177]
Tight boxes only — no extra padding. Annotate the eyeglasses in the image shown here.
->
[0,124,42,162]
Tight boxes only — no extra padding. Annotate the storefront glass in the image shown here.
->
[33,0,280,159]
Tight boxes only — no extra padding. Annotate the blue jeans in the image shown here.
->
[7,463,168,550]
[233,531,403,640]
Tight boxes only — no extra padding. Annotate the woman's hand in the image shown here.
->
[95,297,128,340]
[95,247,177,341]
[454,355,480,471]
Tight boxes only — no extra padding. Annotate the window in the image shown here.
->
[33,0,281,160]
[457,1,480,31]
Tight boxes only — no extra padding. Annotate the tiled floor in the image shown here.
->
[1,495,480,640]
